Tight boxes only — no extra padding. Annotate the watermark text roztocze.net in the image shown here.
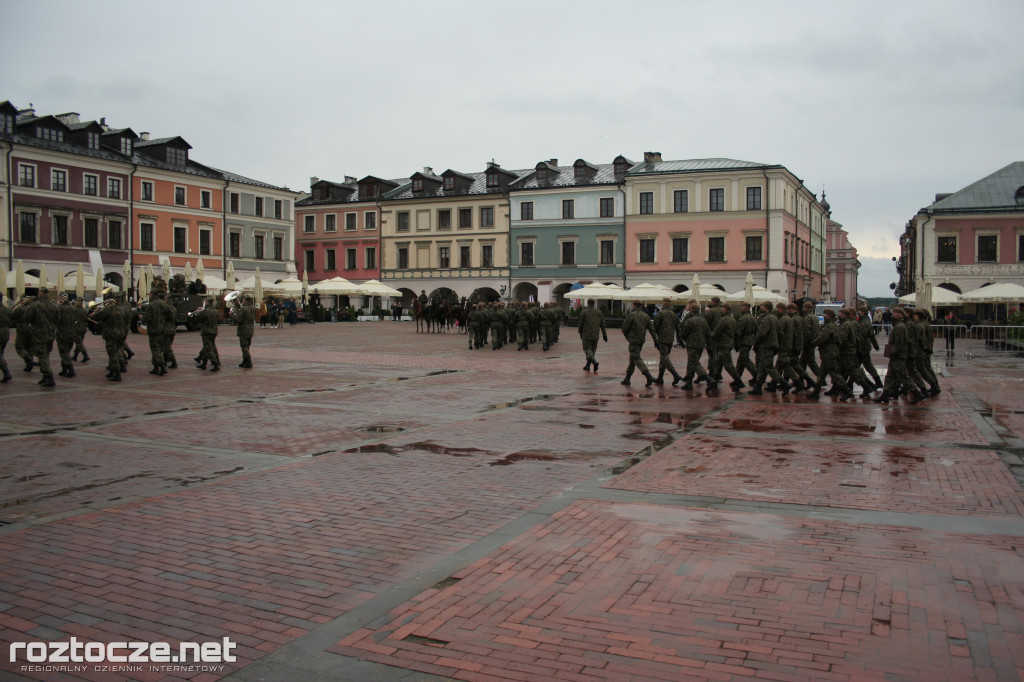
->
[10,636,237,664]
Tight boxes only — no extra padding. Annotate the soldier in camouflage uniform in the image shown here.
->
[703,296,724,380]
[903,308,931,396]
[620,300,657,387]
[875,308,924,404]
[514,301,531,351]
[748,301,784,395]
[70,299,90,363]
[678,302,716,391]
[161,295,178,369]
[489,302,505,350]
[735,302,757,384]
[774,301,799,393]
[836,308,876,400]
[652,298,682,385]
[786,303,814,392]
[25,288,59,387]
[91,296,128,381]
[142,292,169,375]
[806,308,847,399]
[911,309,941,396]
[711,302,744,391]
[540,303,560,351]
[193,297,221,371]
[235,295,257,368]
[0,294,13,383]
[855,305,883,389]
[55,294,78,378]
[799,301,821,381]
[577,299,607,371]
[12,297,35,372]
[466,303,484,349]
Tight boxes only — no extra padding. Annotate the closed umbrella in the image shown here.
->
[94,265,104,298]
[301,270,309,301]
[15,260,26,298]
[692,273,702,305]
[185,261,194,283]
[38,263,49,292]
[56,269,66,296]
[744,272,755,307]
[917,276,934,317]
[225,262,236,291]
[138,267,149,300]
[161,259,171,282]
[255,267,263,304]
[75,264,85,299]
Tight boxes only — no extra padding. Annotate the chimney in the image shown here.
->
[140,131,150,141]
[643,152,662,163]
[344,176,357,185]
[18,106,35,117]
[423,166,433,175]
[99,117,108,131]
[55,112,80,125]
[310,176,320,186]
[935,193,952,202]
[548,159,558,166]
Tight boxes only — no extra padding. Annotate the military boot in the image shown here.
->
[873,390,891,404]
[39,374,56,388]
[592,360,599,372]
[210,362,220,372]
[109,371,122,382]
[748,384,764,396]
[197,360,208,370]
[654,369,665,385]
[65,366,76,378]
[764,381,778,392]
[1,366,12,383]
[805,386,821,399]
[644,371,657,387]
[168,359,178,369]
[909,389,925,405]
[620,371,633,386]
[58,367,69,377]
[705,377,718,390]
[824,384,840,396]
[583,359,592,371]
[679,378,694,390]
[81,350,89,362]
[150,365,162,375]
[671,370,684,386]
[859,381,875,397]
[23,359,35,372]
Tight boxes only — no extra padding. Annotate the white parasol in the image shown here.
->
[225,262,236,291]
[75,264,85,299]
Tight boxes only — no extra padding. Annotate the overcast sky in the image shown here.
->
[4,0,1022,297]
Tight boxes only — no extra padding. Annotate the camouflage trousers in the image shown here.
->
[800,346,821,378]
[625,342,649,375]
[814,349,845,389]
[753,347,781,386]
[714,347,741,381]
[56,335,75,370]
[735,344,756,378]
[656,342,678,376]
[581,338,598,364]
[32,338,55,378]
[148,333,165,367]
[683,346,709,380]
[238,333,253,363]
[839,354,869,385]
[199,333,219,365]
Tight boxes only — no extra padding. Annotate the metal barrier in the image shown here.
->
[930,324,1024,359]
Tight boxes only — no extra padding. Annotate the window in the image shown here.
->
[561,241,575,266]
[1019,234,1024,262]
[412,178,424,192]
[325,214,337,232]
[230,193,239,213]
[460,245,471,268]
[709,188,724,212]
[600,240,614,265]
[486,173,499,188]
[326,249,336,271]
[444,176,455,191]
[397,212,410,232]
[255,197,263,217]
[1,113,13,134]
[19,213,37,243]
[37,127,64,142]
[87,131,99,149]
[520,202,534,220]
[346,249,357,270]
[173,226,187,254]
[120,138,132,156]
[228,232,240,258]
[141,181,154,201]
[83,175,98,196]
[480,206,494,228]
[745,235,763,261]
[639,192,654,214]
[201,190,212,209]
[53,215,69,245]
[365,212,376,230]
[200,230,212,256]
[346,213,356,231]
[108,178,122,200]
[275,200,283,220]
[673,190,689,213]
[937,236,957,263]
[746,186,762,210]
[19,164,35,188]
[438,209,451,230]
[562,200,574,219]
[520,241,534,266]
[458,208,472,228]
[708,236,725,262]
[108,220,122,249]
[140,223,154,251]
[85,218,99,248]
[672,237,688,263]
[51,169,67,192]
[639,238,655,263]
[167,147,187,166]
[600,197,614,218]
[273,236,283,261]
[398,247,409,269]
[305,250,315,272]
[304,215,315,232]
[365,247,376,270]
[977,235,998,262]
[481,244,493,267]
[439,246,450,268]
[254,235,265,260]
[173,186,185,206]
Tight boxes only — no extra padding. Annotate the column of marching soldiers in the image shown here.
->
[0,285,257,388]
[463,297,941,404]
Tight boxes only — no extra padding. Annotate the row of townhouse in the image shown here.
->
[296,152,834,307]
[898,161,1024,300]
[1,100,301,296]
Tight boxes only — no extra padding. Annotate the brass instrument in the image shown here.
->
[224,290,242,307]
[11,295,36,312]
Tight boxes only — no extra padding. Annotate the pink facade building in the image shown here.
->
[823,194,861,306]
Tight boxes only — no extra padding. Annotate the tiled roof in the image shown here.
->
[927,162,1024,212]
[11,131,132,164]
[136,136,189,148]
[213,167,293,192]
[296,178,410,206]
[627,157,772,175]
[387,169,530,201]
[510,162,625,190]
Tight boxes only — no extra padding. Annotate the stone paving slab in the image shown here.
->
[609,432,1024,517]
[331,500,1024,682]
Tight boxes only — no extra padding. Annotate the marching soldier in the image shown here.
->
[620,300,657,387]
[91,296,128,382]
[836,308,876,400]
[141,292,170,375]
[25,288,59,387]
[855,305,883,389]
[0,294,12,383]
[193,297,221,371]
[703,296,724,381]
[799,301,821,381]
[806,308,847,399]
[735,302,757,384]
[911,309,941,396]
[13,295,35,372]
[70,298,90,363]
[748,300,784,395]
[578,299,607,372]
[677,302,715,391]
[875,308,924,404]
[711,302,744,392]
[55,293,78,378]
[235,294,256,368]
[652,298,682,385]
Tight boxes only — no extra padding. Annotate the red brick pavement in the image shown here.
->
[331,499,1024,681]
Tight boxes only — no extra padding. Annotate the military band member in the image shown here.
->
[25,288,59,387]
[235,295,256,368]
[91,296,128,382]
[193,297,221,371]
[70,298,90,363]
[55,293,78,378]
[142,292,170,375]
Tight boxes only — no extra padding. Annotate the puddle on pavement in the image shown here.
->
[486,394,561,411]
[361,425,405,434]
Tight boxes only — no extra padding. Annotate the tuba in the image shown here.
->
[224,290,242,308]
[11,295,36,312]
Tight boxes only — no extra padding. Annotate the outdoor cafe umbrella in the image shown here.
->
[56,269,66,296]
[235,275,281,293]
[959,282,1024,303]
[692,273,702,304]
[161,259,171,282]
[185,261,194,283]
[38,263,49,292]
[15,260,26,298]
[571,282,623,300]
[225,262,235,291]
[898,286,963,307]
[301,270,309,301]
[312,276,358,295]
[123,260,132,299]
[744,272,755,307]
[197,259,206,281]
[255,267,263,303]
[274,277,306,297]
[75,264,85,299]
[622,283,684,302]
[137,267,149,300]
[94,265,104,298]
[354,279,402,297]
[726,285,786,305]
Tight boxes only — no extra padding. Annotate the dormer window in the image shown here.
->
[2,114,14,134]
[167,147,187,166]
[1016,186,1024,206]
[315,186,330,201]
[87,132,100,149]
[413,178,424,192]
[121,138,132,155]
[37,127,64,142]
[444,176,455,191]
[574,166,586,178]
[537,169,547,183]
[614,163,627,175]
[486,173,499,188]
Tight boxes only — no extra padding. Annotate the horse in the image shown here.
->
[411,297,428,333]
